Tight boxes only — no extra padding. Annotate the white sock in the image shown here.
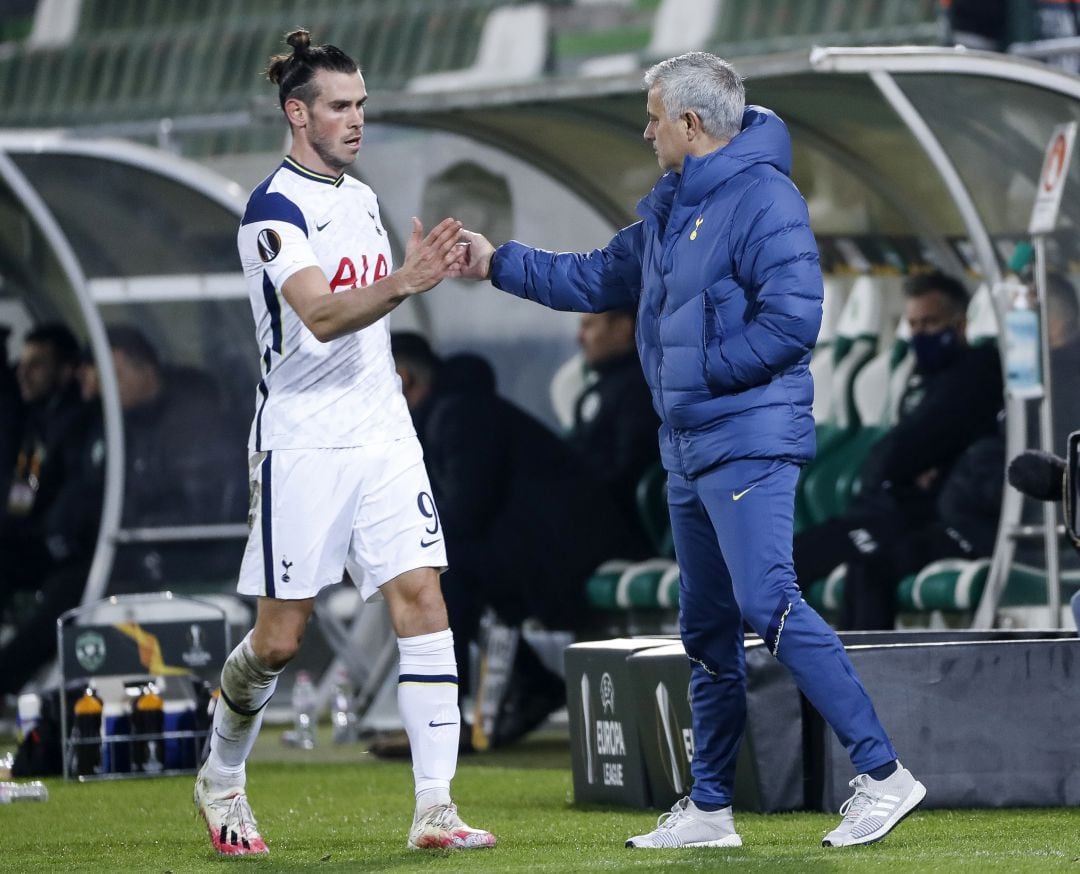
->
[397,628,458,811]
[203,631,281,791]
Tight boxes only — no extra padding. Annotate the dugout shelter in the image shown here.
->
[3,46,1080,628]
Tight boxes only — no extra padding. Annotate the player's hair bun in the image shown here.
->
[286,29,311,55]
[266,29,311,84]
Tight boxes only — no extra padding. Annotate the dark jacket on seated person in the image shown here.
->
[795,341,1004,623]
[855,342,1003,518]
[566,349,659,545]
[414,353,647,634]
[121,365,248,529]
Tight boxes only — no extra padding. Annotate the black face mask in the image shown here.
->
[910,326,962,374]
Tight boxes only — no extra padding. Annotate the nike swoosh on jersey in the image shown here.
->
[420,537,442,548]
[315,219,332,231]
[428,720,457,728]
[732,484,758,501]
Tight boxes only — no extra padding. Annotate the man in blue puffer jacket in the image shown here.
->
[455,52,925,849]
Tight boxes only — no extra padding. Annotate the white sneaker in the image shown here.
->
[407,802,496,850]
[193,770,268,856]
[823,763,926,847]
[626,797,743,849]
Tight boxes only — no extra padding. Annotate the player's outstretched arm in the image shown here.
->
[451,230,495,281]
[282,217,462,342]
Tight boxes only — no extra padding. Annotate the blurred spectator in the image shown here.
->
[1045,272,1080,450]
[794,271,1003,629]
[0,324,22,503]
[566,308,659,546]
[391,332,646,744]
[1032,0,1080,74]
[107,325,247,530]
[0,323,104,696]
[944,0,1008,52]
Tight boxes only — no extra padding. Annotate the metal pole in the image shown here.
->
[1034,236,1062,626]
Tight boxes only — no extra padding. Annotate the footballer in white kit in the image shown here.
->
[193,29,494,858]
[235,156,447,602]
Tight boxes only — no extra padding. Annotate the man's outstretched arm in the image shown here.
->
[454,226,643,314]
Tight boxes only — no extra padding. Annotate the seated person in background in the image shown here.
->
[391,332,647,745]
[0,323,104,697]
[1044,272,1080,450]
[794,271,1003,629]
[107,325,248,530]
[0,324,22,502]
[567,308,660,546]
[838,430,1004,630]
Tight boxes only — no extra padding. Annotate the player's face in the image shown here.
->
[304,69,367,175]
[644,86,689,174]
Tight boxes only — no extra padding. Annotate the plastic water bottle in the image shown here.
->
[0,782,48,803]
[71,686,104,777]
[330,669,357,745]
[132,683,165,774]
[1002,243,1041,399]
[16,693,41,744]
[291,670,317,750]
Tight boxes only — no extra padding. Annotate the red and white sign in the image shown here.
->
[1029,122,1078,235]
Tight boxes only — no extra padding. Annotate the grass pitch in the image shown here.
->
[2,726,1078,872]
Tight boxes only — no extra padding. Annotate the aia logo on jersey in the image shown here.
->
[257,229,282,263]
[330,254,389,291]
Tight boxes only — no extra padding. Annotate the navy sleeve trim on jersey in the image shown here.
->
[262,272,283,353]
[241,181,309,234]
[255,347,271,452]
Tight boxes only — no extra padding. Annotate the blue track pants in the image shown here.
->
[668,458,897,807]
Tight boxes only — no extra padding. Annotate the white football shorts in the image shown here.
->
[237,437,448,601]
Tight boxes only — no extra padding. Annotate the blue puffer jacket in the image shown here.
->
[491,106,823,479]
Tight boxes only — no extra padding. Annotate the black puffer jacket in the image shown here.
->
[413,354,648,627]
[567,350,659,543]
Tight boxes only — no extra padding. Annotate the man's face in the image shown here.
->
[905,289,966,338]
[578,312,636,368]
[16,341,70,405]
[298,69,367,174]
[110,348,157,411]
[644,86,689,174]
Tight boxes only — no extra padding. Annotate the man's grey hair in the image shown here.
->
[643,52,744,141]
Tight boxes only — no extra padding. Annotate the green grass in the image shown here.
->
[3,727,1079,872]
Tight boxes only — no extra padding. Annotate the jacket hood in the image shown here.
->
[638,105,793,222]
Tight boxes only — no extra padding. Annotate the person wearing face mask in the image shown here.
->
[793,270,1004,629]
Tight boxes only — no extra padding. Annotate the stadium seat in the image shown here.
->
[585,558,678,610]
[798,275,884,527]
[635,461,673,558]
[28,0,81,49]
[803,558,1080,622]
[965,282,999,346]
[549,351,597,432]
[809,275,851,425]
[407,3,551,92]
[644,0,722,57]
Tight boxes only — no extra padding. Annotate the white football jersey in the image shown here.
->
[237,157,414,451]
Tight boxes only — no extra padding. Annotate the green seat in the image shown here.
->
[585,560,629,610]
[805,559,985,615]
[635,461,673,559]
[805,557,1080,619]
[585,559,678,611]
[896,559,989,612]
[803,563,847,613]
[1000,563,1080,607]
